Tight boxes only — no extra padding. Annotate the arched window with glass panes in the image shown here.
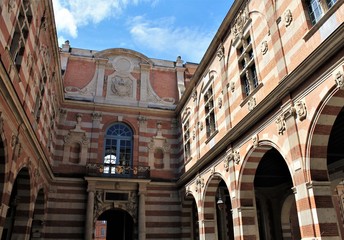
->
[103,123,133,176]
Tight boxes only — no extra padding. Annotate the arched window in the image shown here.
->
[103,123,133,175]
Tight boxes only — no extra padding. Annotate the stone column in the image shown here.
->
[85,184,95,240]
[138,183,147,240]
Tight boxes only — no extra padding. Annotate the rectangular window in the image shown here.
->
[183,119,191,160]
[237,34,259,97]
[306,0,337,25]
[204,86,216,138]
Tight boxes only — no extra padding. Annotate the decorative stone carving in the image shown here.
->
[233,150,240,165]
[94,191,103,216]
[225,149,241,167]
[252,135,259,148]
[111,76,133,97]
[91,112,102,121]
[137,115,147,125]
[195,174,204,192]
[218,97,223,109]
[198,122,203,131]
[284,9,293,27]
[230,81,235,92]
[335,71,344,89]
[8,0,16,13]
[224,150,233,172]
[125,192,138,221]
[11,135,21,159]
[295,100,307,121]
[260,41,268,55]
[210,166,215,175]
[217,43,225,61]
[192,90,197,102]
[232,8,250,38]
[276,115,286,135]
[248,97,256,111]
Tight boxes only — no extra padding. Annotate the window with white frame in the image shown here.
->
[306,0,338,25]
[103,123,133,175]
[204,85,216,138]
[237,34,258,97]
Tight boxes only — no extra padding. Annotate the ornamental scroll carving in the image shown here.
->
[225,149,241,169]
[335,71,344,89]
[276,105,296,135]
[217,43,225,61]
[232,8,250,38]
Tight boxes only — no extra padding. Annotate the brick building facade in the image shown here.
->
[0,0,343,239]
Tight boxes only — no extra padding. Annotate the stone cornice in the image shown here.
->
[177,22,344,187]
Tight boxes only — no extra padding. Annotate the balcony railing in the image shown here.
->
[86,163,150,179]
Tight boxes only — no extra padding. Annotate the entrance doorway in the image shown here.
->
[96,209,135,240]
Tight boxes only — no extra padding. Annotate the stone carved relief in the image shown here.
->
[276,105,296,135]
[137,115,147,125]
[335,71,344,89]
[195,174,205,193]
[225,149,241,167]
[248,97,256,111]
[11,134,21,159]
[230,81,235,93]
[232,8,250,38]
[92,112,102,121]
[198,122,203,131]
[94,191,103,216]
[192,90,197,102]
[217,43,225,61]
[252,135,259,148]
[295,100,307,121]
[111,76,133,97]
[125,192,138,221]
[218,97,223,109]
[276,115,286,135]
[284,9,293,27]
[261,41,268,55]
[8,0,16,13]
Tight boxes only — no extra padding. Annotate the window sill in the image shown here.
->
[303,1,342,41]
[205,129,219,144]
[240,82,263,108]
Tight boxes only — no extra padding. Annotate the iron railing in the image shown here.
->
[86,163,150,179]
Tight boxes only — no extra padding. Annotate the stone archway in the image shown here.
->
[238,146,295,239]
[181,193,199,240]
[307,88,344,238]
[97,208,135,240]
[2,168,31,240]
[202,175,234,240]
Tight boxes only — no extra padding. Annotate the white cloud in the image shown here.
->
[52,0,159,39]
[128,16,213,62]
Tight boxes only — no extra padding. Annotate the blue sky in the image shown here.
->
[53,0,233,63]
